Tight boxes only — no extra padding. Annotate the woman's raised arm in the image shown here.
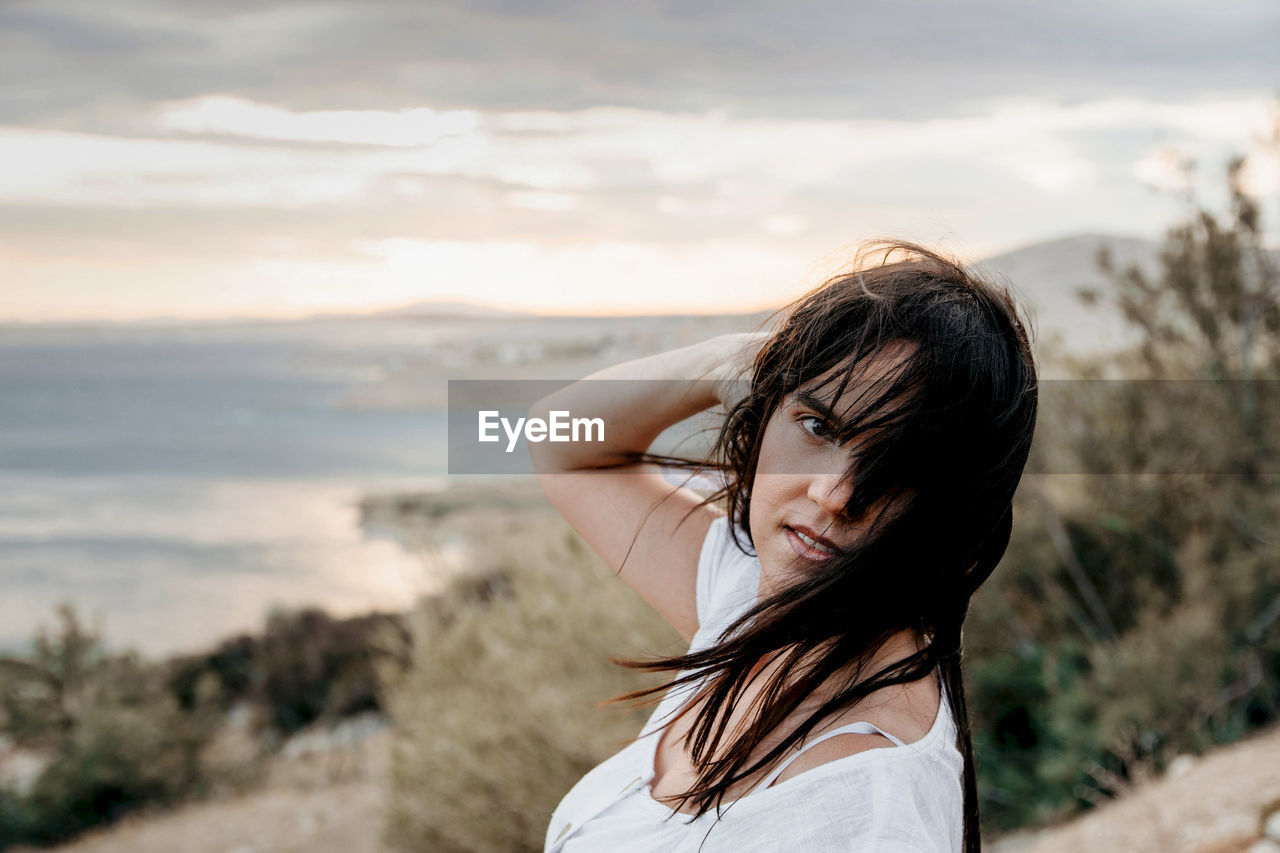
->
[528,333,763,641]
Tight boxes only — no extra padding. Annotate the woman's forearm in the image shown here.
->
[529,333,759,473]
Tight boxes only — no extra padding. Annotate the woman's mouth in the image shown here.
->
[785,525,839,561]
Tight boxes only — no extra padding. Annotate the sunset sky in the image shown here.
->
[2,1,1277,323]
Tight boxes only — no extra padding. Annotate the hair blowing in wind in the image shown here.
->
[615,241,1040,853]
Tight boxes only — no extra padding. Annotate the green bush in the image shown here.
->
[0,601,419,848]
[12,699,206,845]
[255,608,407,734]
[0,607,214,847]
[167,609,410,736]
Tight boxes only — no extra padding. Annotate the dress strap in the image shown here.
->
[754,721,906,792]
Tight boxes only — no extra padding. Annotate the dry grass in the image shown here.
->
[379,510,681,853]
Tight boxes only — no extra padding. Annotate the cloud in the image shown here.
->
[4,93,1268,210]
[1133,147,1197,194]
[1,0,1276,127]
[2,1,1276,321]
[155,96,481,147]
[1,93,1273,267]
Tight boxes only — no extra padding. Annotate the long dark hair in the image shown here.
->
[618,241,1038,852]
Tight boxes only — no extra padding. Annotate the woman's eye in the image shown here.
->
[798,414,832,440]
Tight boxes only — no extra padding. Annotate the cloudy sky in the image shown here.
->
[2,0,1277,322]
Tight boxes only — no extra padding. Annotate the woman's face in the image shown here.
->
[748,342,913,595]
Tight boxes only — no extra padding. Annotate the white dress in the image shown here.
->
[545,515,965,852]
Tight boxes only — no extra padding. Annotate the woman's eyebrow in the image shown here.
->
[791,390,851,430]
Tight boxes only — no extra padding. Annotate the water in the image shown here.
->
[0,321,452,656]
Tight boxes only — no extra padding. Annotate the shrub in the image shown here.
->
[380,513,679,853]
[167,610,410,737]
[0,607,213,846]
[14,699,206,845]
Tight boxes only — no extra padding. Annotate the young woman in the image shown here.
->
[530,242,1038,852]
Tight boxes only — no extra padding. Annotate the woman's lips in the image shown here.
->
[785,525,839,561]
[791,524,839,550]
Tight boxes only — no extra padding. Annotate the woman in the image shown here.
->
[530,242,1038,852]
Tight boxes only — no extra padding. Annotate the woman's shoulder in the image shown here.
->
[693,513,760,637]
[755,672,961,794]
[770,645,948,773]
[769,730,900,785]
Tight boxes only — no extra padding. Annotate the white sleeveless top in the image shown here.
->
[545,515,965,853]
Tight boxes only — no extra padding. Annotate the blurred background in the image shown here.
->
[1,2,1278,851]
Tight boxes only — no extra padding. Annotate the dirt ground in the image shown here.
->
[32,720,1280,853]
[992,723,1280,853]
[36,781,384,853]
[28,728,393,853]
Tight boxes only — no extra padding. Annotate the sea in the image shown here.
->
[0,318,453,657]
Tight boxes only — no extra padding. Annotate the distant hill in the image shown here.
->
[977,234,1160,356]
[360,300,535,321]
[0,235,1165,358]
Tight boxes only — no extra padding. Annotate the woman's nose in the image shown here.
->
[807,473,852,517]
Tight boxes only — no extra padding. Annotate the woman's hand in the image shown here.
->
[706,331,770,412]
[527,329,772,641]
[529,331,771,475]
